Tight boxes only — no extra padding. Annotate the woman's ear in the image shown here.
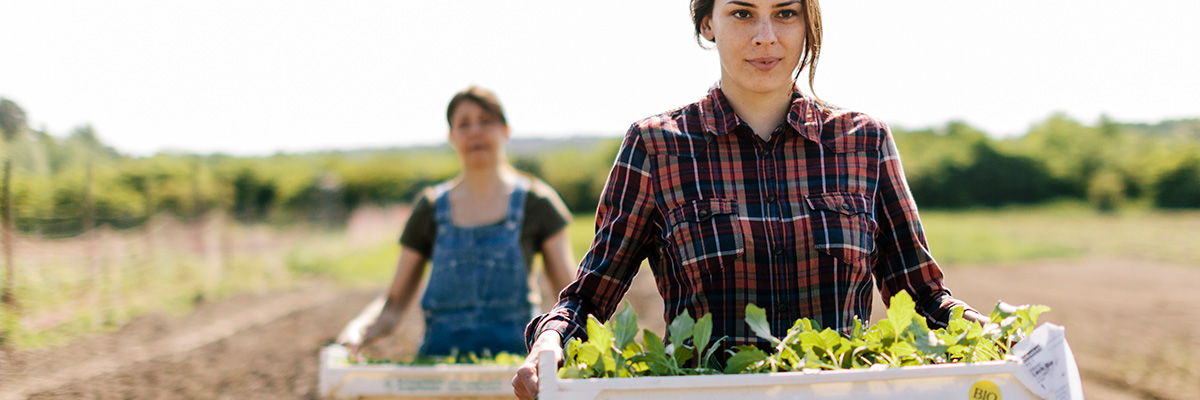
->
[701,15,716,41]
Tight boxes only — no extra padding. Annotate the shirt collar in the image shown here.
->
[698,82,825,144]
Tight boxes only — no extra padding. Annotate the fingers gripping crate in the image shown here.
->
[319,345,519,399]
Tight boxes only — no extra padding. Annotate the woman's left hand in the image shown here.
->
[962,309,991,325]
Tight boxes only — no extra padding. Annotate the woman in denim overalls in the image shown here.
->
[419,177,535,354]
[337,86,576,357]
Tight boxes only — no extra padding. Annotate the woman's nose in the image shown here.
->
[753,19,778,46]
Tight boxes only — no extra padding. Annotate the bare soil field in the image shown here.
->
[1,258,1194,399]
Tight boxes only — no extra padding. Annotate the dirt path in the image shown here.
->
[3,258,1195,399]
[0,282,358,400]
[923,258,1200,400]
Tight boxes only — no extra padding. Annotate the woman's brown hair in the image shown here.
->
[445,86,508,127]
[690,0,823,97]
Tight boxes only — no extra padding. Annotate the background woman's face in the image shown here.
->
[448,100,509,167]
[704,0,806,95]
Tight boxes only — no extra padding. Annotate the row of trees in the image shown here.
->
[895,115,1200,211]
[0,101,460,235]
[0,97,1199,240]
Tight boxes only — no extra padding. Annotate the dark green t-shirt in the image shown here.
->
[399,178,573,270]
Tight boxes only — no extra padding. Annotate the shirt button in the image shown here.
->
[773,247,784,256]
[840,202,851,211]
[766,194,777,203]
[779,304,789,313]
[698,210,710,218]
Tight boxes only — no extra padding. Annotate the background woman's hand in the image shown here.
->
[334,295,392,361]
[335,321,364,346]
[335,320,369,361]
[512,331,563,400]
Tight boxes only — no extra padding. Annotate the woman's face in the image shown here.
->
[702,0,807,96]
[448,100,509,168]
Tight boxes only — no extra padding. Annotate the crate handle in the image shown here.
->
[538,350,559,399]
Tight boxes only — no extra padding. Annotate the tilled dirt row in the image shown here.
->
[5,284,375,400]
[934,258,1200,400]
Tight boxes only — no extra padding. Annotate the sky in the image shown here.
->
[1,0,1198,156]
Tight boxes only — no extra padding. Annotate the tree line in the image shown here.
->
[896,115,1200,211]
[1,97,1198,238]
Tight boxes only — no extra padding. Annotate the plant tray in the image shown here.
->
[319,344,519,399]
[537,321,1082,400]
[537,351,1049,400]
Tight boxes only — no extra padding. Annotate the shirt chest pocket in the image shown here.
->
[665,198,744,273]
[805,192,877,267]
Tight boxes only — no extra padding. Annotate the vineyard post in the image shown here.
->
[218,214,231,286]
[83,155,95,234]
[0,156,15,348]
[1,157,16,314]
[189,160,206,289]
[142,177,160,273]
[191,158,203,219]
[0,101,24,347]
[84,155,103,325]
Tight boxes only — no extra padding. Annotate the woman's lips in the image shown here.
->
[748,57,781,71]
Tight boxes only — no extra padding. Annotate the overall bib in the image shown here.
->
[419,179,533,356]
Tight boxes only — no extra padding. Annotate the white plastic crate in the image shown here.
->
[536,323,1083,400]
[318,344,519,399]
[537,353,1047,400]
[318,324,1082,399]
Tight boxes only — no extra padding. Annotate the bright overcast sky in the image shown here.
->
[2,1,1198,156]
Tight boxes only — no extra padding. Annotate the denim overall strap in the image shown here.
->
[431,182,454,226]
[419,177,533,356]
[505,178,528,230]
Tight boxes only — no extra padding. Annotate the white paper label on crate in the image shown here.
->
[1009,323,1084,400]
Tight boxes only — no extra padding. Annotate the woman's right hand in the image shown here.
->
[336,321,369,360]
[335,296,392,360]
[512,331,563,400]
[336,314,368,345]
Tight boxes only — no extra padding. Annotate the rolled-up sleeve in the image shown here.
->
[526,126,661,348]
[871,124,977,328]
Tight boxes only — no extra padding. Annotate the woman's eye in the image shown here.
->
[777,9,798,18]
[731,10,751,19]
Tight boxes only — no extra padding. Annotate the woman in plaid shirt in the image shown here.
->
[514,1,988,397]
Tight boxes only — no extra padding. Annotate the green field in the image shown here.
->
[920,204,1200,266]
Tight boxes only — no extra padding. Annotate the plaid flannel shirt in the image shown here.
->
[527,84,975,357]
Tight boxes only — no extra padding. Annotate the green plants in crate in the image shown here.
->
[560,291,1050,378]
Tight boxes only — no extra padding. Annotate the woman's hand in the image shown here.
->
[335,295,391,360]
[336,248,426,358]
[963,308,992,325]
[512,331,563,400]
[335,322,365,348]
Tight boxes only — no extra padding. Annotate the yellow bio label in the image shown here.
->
[969,380,1002,400]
